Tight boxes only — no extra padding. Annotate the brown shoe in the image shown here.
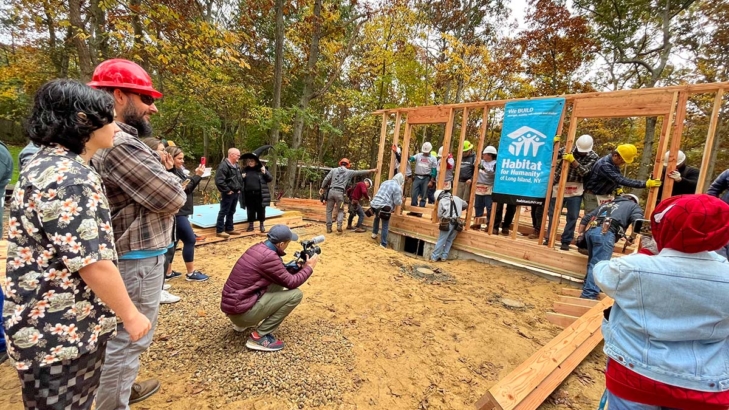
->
[216,232,230,238]
[337,227,343,234]
[346,225,355,231]
[129,379,161,404]
[528,231,539,239]
[470,223,481,230]
[327,227,333,233]
[226,230,241,235]
[354,227,366,233]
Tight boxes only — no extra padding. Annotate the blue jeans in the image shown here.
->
[372,211,390,247]
[581,228,615,299]
[431,223,458,261]
[547,196,582,245]
[427,185,436,204]
[216,191,239,233]
[474,194,493,218]
[347,203,365,227]
[606,391,680,410]
[411,176,429,207]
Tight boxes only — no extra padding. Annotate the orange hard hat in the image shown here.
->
[339,158,351,168]
[88,59,163,98]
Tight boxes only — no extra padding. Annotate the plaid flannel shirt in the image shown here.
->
[91,123,186,255]
[371,179,403,209]
[553,147,599,184]
[585,154,646,195]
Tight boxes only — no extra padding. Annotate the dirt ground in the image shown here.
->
[0,222,607,409]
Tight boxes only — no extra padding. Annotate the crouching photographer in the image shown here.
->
[221,225,319,352]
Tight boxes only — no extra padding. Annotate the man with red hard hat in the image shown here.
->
[319,158,376,234]
[89,59,186,409]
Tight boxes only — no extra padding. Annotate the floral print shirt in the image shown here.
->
[3,146,118,369]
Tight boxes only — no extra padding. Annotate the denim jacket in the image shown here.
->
[594,249,729,391]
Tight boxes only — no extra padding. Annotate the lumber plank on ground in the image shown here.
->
[558,296,599,308]
[545,312,578,329]
[475,297,613,410]
[553,302,591,317]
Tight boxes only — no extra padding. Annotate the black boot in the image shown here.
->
[246,223,254,232]
[259,222,265,233]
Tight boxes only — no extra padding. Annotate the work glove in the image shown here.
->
[668,170,682,182]
[615,188,624,196]
[645,179,662,188]
[554,136,561,143]
[563,153,575,163]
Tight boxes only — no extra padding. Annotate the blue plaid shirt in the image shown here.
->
[371,180,403,209]
[585,154,646,195]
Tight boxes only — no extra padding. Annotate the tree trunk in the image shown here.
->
[635,116,658,184]
[270,0,285,196]
[705,119,725,191]
[90,0,109,62]
[68,0,93,81]
[130,0,148,69]
[285,0,322,193]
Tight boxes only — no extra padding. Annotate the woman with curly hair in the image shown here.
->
[3,79,152,409]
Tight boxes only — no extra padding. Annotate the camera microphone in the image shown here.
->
[306,235,326,245]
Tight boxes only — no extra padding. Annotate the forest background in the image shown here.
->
[0,0,726,196]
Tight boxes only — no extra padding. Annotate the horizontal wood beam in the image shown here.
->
[553,302,592,317]
[545,312,578,328]
[561,288,606,300]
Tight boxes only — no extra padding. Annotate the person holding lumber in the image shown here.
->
[545,134,600,250]
[431,189,468,261]
[408,142,438,207]
[583,144,662,213]
[595,194,729,409]
[576,194,643,300]
[320,158,376,234]
[456,141,477,200]
[656,150,699,201]
[370,173,405,248]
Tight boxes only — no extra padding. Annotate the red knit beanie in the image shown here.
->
[651,194,729,253]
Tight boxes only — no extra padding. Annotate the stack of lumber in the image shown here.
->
[475,295,613,410]
[546,288,607,328]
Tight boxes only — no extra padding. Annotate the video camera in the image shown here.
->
[285,235,325,271]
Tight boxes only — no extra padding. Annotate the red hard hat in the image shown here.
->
[339,158,350,168]
[88,59,163,98]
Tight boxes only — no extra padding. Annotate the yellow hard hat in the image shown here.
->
[463,140,473,152]
[431,151,437,157]
[166,140,176,147]
[615,144,638,164]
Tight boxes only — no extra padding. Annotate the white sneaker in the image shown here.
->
[160,290,181,304]
[163,284,171,291]
[371,233,377,239]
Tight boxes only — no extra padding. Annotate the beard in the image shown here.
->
[121,103,153,137]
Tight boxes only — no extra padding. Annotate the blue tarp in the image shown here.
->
[189,204,285,228]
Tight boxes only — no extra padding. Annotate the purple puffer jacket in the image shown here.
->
[221,242,313,315]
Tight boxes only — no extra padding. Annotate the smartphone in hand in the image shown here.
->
[200,157,206,166]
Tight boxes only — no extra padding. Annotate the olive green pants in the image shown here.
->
[227,284,303,336]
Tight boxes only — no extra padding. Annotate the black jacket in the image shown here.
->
[459,152,477,181]
[657,164,699,199]
[171,167,202,216]
[240,168,274,208]
[215,159,244,193]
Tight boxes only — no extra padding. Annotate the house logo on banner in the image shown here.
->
[507,126,547,157]
[492,98,566,207]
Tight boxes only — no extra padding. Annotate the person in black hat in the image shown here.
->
[240,152,273,232]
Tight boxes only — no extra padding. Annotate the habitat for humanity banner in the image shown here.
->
[492,98,566,207]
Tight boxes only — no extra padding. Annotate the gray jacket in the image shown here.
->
[437,194,467,219]
[321,166,371,190]
[581,196,643,231]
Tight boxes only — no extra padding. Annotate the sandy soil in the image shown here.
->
[0,222,607,409]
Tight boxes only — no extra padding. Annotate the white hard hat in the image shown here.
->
[483,146,497,155]
[437,147,443,158]
[575,134,594,153]
[621,193,640,204]
[663,150,686,167]
[422,142,433,153]
[434,189,442,200]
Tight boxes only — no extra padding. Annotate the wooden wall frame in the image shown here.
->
[373,82,729,251]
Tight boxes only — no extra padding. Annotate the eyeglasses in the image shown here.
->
[127,92,156,106]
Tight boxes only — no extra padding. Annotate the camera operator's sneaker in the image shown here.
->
[246,332,284,352]
[186,270,209,282]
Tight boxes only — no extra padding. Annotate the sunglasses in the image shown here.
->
[128,92,156,106]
